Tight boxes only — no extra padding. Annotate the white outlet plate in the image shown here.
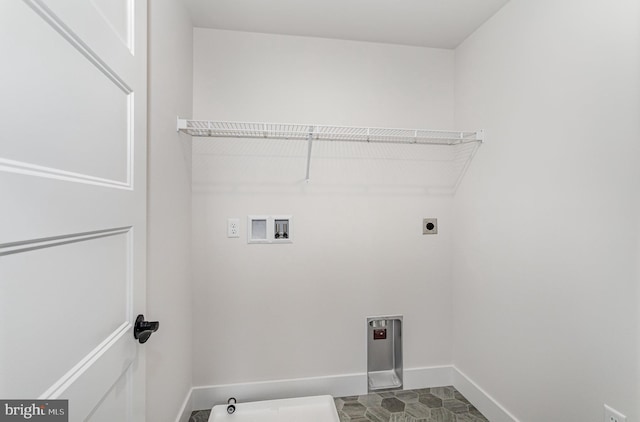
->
[604,404,626,422]
[227,218,240,238]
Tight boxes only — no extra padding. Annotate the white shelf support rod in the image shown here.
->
[305,126,314,182]
[452,139,482,192]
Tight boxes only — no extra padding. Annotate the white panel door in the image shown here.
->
[0,0,147,420]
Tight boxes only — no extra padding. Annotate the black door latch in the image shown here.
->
[133,314,159,344]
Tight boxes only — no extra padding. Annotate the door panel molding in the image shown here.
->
[23,0,132,93]
[6,0,136,187]
[0,158,133,190]
[90,0,135,54]
[40,321,132,399]
[0,227,131,256]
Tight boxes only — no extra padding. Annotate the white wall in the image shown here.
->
[147,1,193,421]
[192,29,457,388]
[453,0,640,421]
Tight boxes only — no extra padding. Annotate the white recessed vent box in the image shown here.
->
[250,218,267,242]
[248,215,292,244]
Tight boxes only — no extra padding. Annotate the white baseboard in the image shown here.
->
[452,367,519,422]
[190,366,454,411]
[191,372,366,411]
[403,365,454,389]
[174,388,193,422]
[184,366,517,422]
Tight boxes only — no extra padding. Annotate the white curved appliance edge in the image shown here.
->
[208,395,339,422]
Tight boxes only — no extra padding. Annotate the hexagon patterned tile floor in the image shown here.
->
[334,386,489,422]
[188,386,489,422]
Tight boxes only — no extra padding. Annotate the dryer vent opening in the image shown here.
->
[366,316,403,392]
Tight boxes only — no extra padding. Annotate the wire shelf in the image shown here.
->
[178,118,483,188]
[177,119,483,145]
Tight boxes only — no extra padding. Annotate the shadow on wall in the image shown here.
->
[191,137,480,197]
